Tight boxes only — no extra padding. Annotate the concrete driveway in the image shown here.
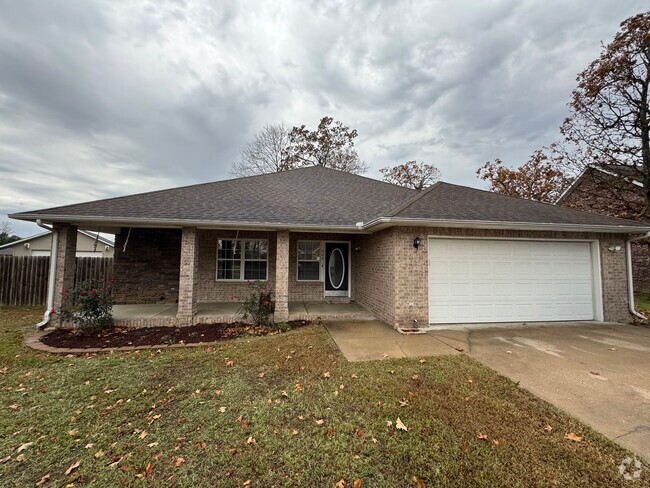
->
[458,322,650,462]
[326,320,650,461]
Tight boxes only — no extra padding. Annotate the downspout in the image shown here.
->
[626,232,650,321]
[35,219,57,329]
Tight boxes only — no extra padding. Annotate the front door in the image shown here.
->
[324,242,349,297]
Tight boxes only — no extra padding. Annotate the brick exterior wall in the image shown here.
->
[195,230,277,302]
[177,227,198,318]
[52,224,77,311]
[288,232,358,301]
[112,225,634,327]
[353,228,396,326]
[114,228,181,304]
[387,226,633,327]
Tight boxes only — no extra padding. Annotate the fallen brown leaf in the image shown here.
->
[336,479,346,488]
[477,433,488,441]
[492,439,500,446]
[315,419,325,425]
[16,442,33,452]
[353,479,362,488]
[174,457,185,467]
[395,417,407,431]
[16,454,25,462]
[0,456,11,463]
[64,460,80,475]
[35,473,50,485]
[225,360,234,367]
[323,372,331,378]
[412,476,426,488]
[564,432,582,442]
[544,424,553,432]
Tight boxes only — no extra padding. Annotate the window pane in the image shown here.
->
[298,241,321,261]
[244,260,267,280]
[298,261,320,281]
[245,240,268,260]
[218,239,234,259]
[217,260,241,280]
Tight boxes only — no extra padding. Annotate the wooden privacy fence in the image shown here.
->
[0,256,114,306]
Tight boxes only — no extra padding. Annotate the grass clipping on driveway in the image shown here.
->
[1,307,646,487]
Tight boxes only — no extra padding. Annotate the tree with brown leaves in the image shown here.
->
[281,116,367,174]
[379,161,441,190]
[559,11,650,217]
[477,150,572,203]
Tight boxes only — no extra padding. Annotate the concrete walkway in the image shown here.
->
[324,320,461,361]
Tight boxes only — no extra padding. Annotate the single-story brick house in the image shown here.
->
[10,166,650,330]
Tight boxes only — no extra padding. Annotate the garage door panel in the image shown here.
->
[428,238,596,324]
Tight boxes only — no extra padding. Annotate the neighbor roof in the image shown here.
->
[0,229,114,250]
[10,166,650,233]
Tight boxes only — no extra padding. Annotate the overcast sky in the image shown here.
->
[0,0,647,237]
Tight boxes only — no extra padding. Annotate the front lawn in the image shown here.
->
[0,307,645,487]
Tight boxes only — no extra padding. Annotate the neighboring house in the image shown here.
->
[557,165,650,292]
[10,166,650,330]
[0,230,114,258]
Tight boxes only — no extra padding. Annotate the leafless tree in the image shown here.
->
[230,123,290,177]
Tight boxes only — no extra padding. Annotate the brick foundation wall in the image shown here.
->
[114,228,181,304]
[354,228,396,325]
[390,227,633,327]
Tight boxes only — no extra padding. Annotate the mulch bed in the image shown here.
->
[40,320,310,349]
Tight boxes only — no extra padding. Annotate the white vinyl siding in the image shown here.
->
[428,238,596,324]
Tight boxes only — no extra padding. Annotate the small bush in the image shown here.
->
[240,281,273,326]
[57,279,115,329]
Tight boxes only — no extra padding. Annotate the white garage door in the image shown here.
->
[428,238,597,324]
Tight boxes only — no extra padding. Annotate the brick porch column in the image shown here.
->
[274,230,289,322]
[177,227,198,320]
[52,223,77,312]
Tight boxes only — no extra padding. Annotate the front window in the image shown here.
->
[217,239,268,280]
[297,241,321,281]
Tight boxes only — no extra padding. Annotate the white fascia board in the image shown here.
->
[9,214,371,234]
[361,217,650,234]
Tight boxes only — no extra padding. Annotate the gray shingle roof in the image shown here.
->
[10,166,649,231]
[390,182,648,228]
[12,166,416,227]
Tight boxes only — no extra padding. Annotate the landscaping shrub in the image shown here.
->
[239,281,273,326]
[57,279,115,329]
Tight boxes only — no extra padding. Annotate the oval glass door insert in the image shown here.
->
[328,248,345,289]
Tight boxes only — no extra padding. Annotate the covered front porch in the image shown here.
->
[112,301,374,327]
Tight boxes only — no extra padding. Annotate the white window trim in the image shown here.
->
[296,240,323,282]
[216,238,269,282]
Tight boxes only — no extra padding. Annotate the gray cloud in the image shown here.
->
[0,0,647,237]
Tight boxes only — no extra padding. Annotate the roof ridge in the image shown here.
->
[385,181,443,217]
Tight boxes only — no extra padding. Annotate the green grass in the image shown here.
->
[0,307,646,487]
[635,293,650,312]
